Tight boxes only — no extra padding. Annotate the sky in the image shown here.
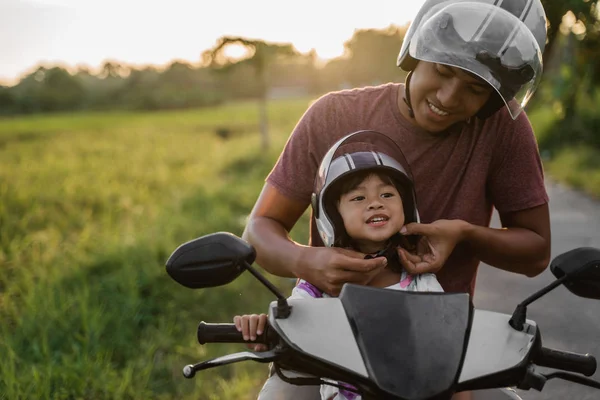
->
[0,0,426,85]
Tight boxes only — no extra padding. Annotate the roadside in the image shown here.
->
[475,177,600,400]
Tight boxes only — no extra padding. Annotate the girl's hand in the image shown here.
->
[397,219,469,275]
[233,314,269,352]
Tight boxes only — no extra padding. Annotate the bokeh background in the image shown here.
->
[1,0,599,399]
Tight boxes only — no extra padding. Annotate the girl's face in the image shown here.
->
[401,62,493,132]
[337,174,405,254]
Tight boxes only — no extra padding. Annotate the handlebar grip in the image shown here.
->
[535,347,597,377]
[196,322,276,345]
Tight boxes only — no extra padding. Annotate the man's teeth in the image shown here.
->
[428,101,449,116]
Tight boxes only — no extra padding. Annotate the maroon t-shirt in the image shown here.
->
[267,83,548,296]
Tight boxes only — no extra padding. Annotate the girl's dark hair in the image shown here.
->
[323,169,414,249]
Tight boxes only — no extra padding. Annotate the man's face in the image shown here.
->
[405,62,493,132]
[337,174,405,254]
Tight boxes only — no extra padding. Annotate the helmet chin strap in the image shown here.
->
[402,70,415,119]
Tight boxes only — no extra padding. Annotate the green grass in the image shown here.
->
[0,97,314,399]
[528,104,600,199]
[543,146,600,198]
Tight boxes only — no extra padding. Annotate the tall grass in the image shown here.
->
[528,99,600,199]
[0,98,314,399]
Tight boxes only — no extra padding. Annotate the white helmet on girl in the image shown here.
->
[311,130,420,247]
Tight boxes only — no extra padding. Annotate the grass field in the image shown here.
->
[527,106,600,199]
[0,98,315,399]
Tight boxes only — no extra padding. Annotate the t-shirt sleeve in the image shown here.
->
[487,110,549,214]
[266,94,336,203]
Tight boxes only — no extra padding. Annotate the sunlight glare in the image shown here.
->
[1,0,426,83]
[222,43,253,61]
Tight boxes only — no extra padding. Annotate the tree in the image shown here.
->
[100,60,128,79]
[540,1,600,74]
[39,67,86,111]
[342,25,408,86]
[114,67,161,110]
[0,86,16,114]
[202,37,298,150]
[7,66,85,112]
[534,1,600,150]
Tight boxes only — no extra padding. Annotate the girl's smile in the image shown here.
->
[337,174,406,254]
[366,214,390,227]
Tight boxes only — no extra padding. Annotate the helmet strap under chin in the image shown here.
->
[403,70,415,119]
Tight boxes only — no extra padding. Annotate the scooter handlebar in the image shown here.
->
[534,347,597,377]
[196,321,277,346]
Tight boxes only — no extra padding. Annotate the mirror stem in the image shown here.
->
[244,262,292,319]
[509,275,569,331]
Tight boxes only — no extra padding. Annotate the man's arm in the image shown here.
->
[242,182,309,278]
[399,203,551,277]
[466,202,551,277]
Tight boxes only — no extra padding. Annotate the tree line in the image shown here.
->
[0,25,408,116]
[0,0,599,151]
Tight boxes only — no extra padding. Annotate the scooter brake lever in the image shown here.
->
[183,350,278,378]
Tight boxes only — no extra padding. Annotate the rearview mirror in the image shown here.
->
[551,247,600,300]
[166,232,256,289]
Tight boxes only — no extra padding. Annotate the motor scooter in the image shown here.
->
[166,232,600,400]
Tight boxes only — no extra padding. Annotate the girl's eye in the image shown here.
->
[350,196,365,201]
[381,192,395,198]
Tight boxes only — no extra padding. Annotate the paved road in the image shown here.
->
[474,179,600,400]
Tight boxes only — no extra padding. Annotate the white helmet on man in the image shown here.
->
[397,0,548,119]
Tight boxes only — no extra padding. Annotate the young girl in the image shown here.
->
[235,132,446,400]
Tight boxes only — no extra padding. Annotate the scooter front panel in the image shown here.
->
[269,298,369,377]
[459,309,536,383]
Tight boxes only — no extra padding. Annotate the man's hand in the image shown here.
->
[297,246,388,296]
[397,219,469,275]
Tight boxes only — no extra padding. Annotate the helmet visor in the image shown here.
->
[409,2,543,119]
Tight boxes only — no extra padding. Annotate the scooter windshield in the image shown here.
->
[339,284,472,399]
